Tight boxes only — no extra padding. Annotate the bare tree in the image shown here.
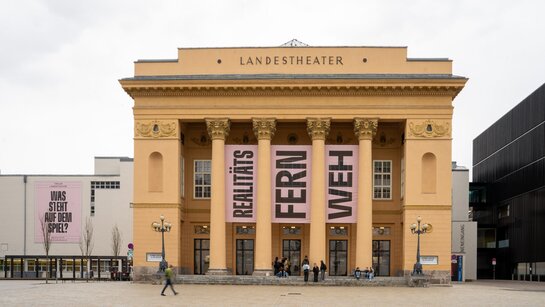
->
[111,224,122,257]
[79,217,94,281]
[39,214,52,284]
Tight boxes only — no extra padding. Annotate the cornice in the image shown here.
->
[121,83,465,99]
[402,204,451,211]
[132,203,181,209]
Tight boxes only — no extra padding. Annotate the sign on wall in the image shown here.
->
[326,145,358,223]
[225,145,257,222]
[34,181,82,243]
[224,145,360,223]
[271,145,312,223]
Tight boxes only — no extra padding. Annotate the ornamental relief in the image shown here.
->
[408,120,451,138]
[135,120,178,138]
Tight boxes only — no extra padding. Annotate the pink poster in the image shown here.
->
[326,145,358,223]
[271,145,311,223]
[34,181,82,243]
[225,145,257,222]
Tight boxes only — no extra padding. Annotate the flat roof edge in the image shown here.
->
[121,74,467,81]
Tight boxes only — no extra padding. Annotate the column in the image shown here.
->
[307,117,331,266]
[354,118,378,269]
[252,118,276,275]
[205,118,230,274]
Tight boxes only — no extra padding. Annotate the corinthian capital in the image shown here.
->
[206,118,230,140]
[307,118,331,141]
[252,118,276,140]
[354,118,378,140]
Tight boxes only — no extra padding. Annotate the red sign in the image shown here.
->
[492,258,496,265]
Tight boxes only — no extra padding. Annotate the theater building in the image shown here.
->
[120,44,466,282]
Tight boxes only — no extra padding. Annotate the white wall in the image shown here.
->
[452,167,469,221]
[0,157,133,259]
[0,176,25,258]
[451,163,477,281]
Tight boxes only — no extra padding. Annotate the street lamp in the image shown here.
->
[409,216,430,275]
[151,214,172,272]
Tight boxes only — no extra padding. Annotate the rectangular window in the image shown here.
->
[477,228,496,248]
[194,160,211,199]
[373,160,392,200]
[498,205,510,219]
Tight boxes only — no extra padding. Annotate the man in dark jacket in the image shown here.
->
[312,263,320,282]
[320,260,327,281]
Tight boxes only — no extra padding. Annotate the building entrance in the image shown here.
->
[236,239,254,275]
[194,239,209,275]
[282,239,301,276]
[372,240,390,276]
[329,240,348,276]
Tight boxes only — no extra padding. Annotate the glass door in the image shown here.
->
[236,239,254,275]
[282,239,301,276]
[194,239,210,275]
[329,240,348,276]
[372,240,390,276]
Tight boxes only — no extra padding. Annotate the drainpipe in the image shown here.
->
[23,175,27,255]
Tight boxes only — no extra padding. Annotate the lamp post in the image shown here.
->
[409,216,430,275]
[152,215,172,272]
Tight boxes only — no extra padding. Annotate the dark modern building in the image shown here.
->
[472,83,545,280]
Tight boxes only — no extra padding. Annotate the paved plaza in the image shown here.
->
[1,279,544,306]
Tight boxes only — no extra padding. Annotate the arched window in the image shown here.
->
[421,153,436,194]
[149,152,163,192]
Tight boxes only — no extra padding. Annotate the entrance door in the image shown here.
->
[236,239,254,275]
[329,240,348,276]
[372,240,390,276]
[282,239,301,276]
[194,239,209,275]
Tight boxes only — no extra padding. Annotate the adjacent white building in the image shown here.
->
[451,162,477,281]
[0,157,133,276]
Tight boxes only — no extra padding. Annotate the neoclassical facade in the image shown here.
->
[120,45,466,282]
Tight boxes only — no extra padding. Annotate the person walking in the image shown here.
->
[161,265,178,296]
[312,263,320,282]
[319,260,327,281]
[302,262,310,282]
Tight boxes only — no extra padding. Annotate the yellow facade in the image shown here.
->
[120,45,466,282]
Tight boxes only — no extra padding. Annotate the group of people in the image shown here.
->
[273,256,292,277]
[353,266,374,280]
[274,256,327,282]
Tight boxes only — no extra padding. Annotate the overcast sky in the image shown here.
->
[1,0,544,179]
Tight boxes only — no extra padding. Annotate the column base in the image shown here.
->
[206,268,230,275]
[252,269,273,277]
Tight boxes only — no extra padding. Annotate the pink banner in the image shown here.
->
[272,145,311,223]
[326,145,358,223]
[34,181,82,243]
[225,145,257,222]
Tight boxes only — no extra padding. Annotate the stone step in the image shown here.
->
[173,275,407,287]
